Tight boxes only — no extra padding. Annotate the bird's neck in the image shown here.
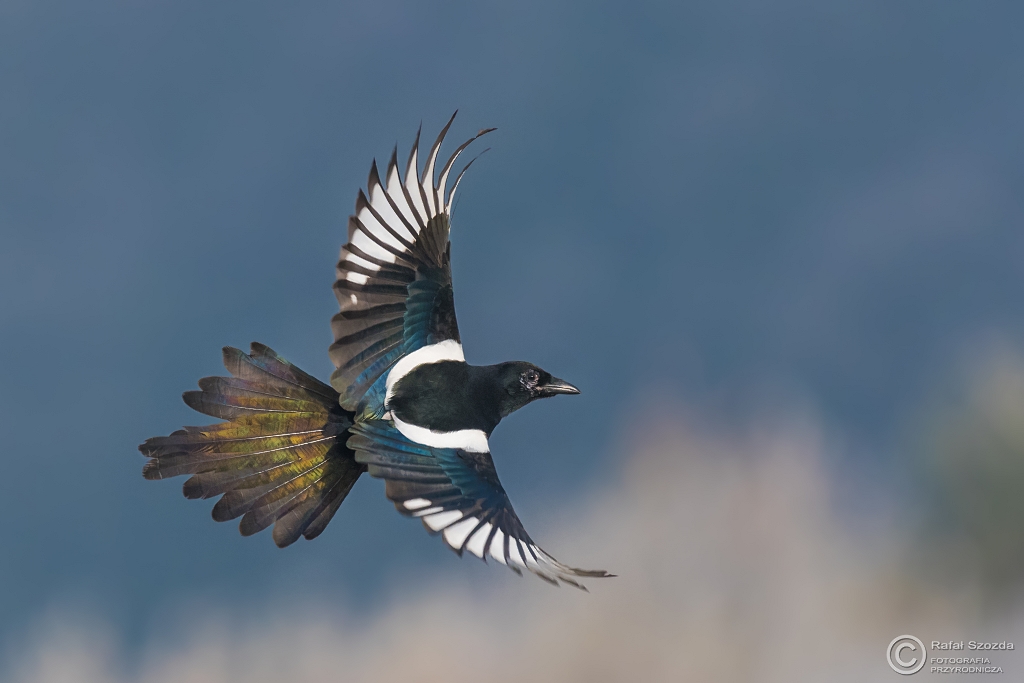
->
[467,364,530,423]
[463,364,506,433]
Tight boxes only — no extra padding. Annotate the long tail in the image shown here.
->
[139,343,364,547]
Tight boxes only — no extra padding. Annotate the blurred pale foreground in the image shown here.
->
[11,352,1024,683]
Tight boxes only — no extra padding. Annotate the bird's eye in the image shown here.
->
[520,370,540,389]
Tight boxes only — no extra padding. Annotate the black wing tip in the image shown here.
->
[436,111,458,141]
[571,568,615,578]
[368,158,383,189]
[355,188,370,210]
[456,148,491,179]
[533,571,560,587]
[407,124,423,168]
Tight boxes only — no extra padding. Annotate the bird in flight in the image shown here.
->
[139,113,612,589]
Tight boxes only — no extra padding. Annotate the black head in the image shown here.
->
[494,361,580,418]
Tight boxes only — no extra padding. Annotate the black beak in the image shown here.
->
[540,377,580,396]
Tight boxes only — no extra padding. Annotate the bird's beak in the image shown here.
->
[540,377,581,396]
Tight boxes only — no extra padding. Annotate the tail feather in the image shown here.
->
[237,465,331,536]
[142,432,333,474]
[297,478,351,541]
[140,416,332,457]
[223,344,338,403]
[197,375,324,402]
[180,449,330,500]
[272,471,353,546]
[140,343,364,547]
[182,387,328,421]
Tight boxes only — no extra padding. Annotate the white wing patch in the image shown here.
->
[423,509,463,531]
[464,523,493,559]
[337,114,493,290]
[507,538,526,571]
[368,168,415,243]
[442,516,479,548]
[405,146,428,224]
[393,479,607,587]
[384,160,416,235]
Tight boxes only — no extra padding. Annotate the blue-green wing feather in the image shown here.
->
[348,420,612,589]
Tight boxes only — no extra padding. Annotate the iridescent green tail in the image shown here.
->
[139,343,363,547]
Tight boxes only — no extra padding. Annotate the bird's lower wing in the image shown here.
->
[347,420,613,589]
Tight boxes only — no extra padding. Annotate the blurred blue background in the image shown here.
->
[2,1,1024,679]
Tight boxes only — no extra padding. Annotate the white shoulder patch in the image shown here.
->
[392,416,489,453]
[384,339,465,405]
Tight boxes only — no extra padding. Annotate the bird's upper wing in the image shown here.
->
[348,420,612,589]
[330,114,493,418]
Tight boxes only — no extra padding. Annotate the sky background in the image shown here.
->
[3,1,1024,680]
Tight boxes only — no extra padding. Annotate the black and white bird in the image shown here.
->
[139,113,612,589]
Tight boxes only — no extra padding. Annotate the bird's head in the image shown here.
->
[494,361,580,418]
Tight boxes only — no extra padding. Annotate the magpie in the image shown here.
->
[139,113,612,589]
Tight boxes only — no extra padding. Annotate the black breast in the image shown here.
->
[388,361,502,434]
